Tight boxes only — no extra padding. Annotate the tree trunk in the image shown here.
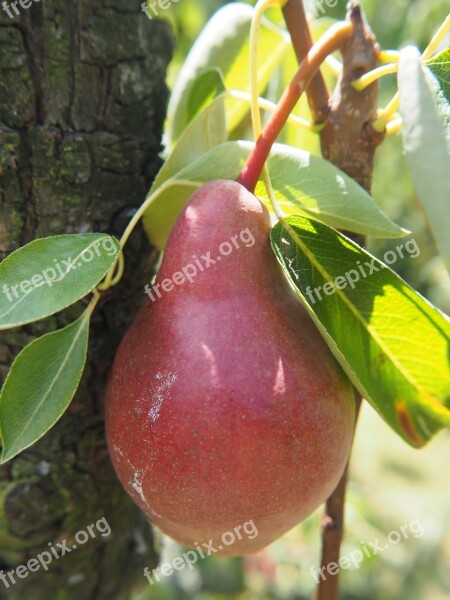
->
[0,1,172,598]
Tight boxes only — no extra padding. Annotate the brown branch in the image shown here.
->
[282,0,330,123]
[320,3,384,193]
[237,21,353,192]
[282,4,384,600]
[314,394,362,600]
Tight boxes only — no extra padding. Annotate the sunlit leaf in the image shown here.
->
[399,46,450,272]
[167,2,289,145]
[186,67,226,125]
[271,216,450,447]
[150,93,227,194]
[426,47,450,103]
[144,142,405,250]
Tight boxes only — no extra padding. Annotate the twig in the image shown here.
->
[282,0,330,123]
[314,394,362,600]
[237,21,353,192]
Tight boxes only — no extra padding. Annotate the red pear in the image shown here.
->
[105,179,355,555]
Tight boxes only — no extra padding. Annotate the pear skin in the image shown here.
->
[105,180,355,555]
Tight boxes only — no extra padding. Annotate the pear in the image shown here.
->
[105,180,355,555]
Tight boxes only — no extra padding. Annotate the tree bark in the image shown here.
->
[0,1,172,598]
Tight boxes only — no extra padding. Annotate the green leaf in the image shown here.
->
[0,234,121,330]
[186,67,226,126]
[143,141,405,250]
[167,2,289,145]
[399,46,450,273]
[149,93,227,195]
[425,47,450,103]
[143,181,202,251]
[271,216,450,448]
[254,145,407,239]
[0,312,90,462]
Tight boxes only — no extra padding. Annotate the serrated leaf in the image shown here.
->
[271,216,450,448]
[399,46,450,273]
[0,234,121,330]
[167,2,289,145]
[0,312,90,462]
[144,142,405,250]
[426,47,450,103]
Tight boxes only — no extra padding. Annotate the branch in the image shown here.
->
[282,0,330,123]
[314,394,362,600]
[281,5,383,600]
[320,3,384,193]
[237,21,353,192]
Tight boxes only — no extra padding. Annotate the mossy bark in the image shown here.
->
[0,1,172,598]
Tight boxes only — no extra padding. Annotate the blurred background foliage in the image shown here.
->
[134,1,450,598]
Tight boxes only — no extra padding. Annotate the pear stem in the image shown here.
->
[236,21,353,193]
